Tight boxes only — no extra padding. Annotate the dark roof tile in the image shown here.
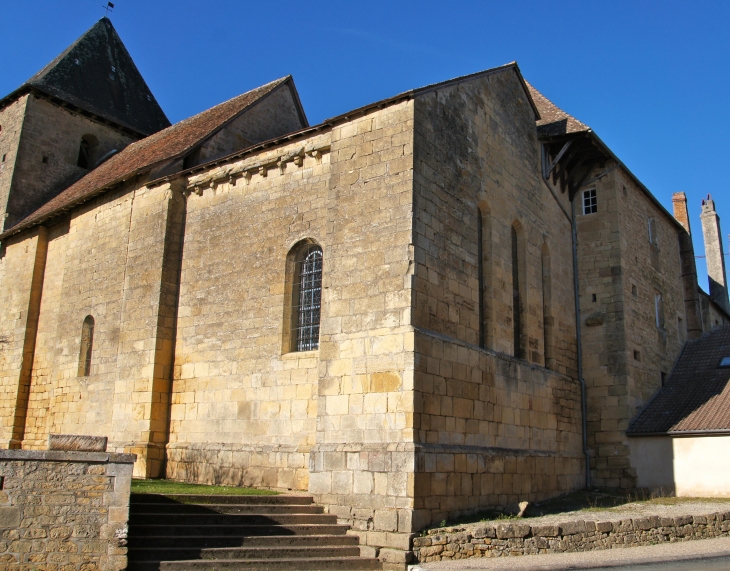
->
[526,81,590,138]
[0,77,290,239]
[2,18,170,136]
[628,326,730,435]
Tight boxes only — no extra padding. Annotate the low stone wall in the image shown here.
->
[414,512,730,562]
[0,449,135,571]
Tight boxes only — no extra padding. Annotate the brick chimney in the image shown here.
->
[700,194,730,312]
[672,192,692,234]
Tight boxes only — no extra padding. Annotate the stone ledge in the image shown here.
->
[413,511,730,562]
[0,449,136,463]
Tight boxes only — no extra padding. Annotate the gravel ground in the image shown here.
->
[411,535,730,570]
[429,499,730,532]
[412,499,730,570]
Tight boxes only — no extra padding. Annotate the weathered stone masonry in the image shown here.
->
[414,511,730,562]
[0,449,134,571]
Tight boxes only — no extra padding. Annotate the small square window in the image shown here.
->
[719,357,730,367]
[1,154,5,163]
[583,189,597,215]
[661,372,667,386]
[41,155,48,164]
[592,294,597,302]
[631,284,637,296]
[634,350,641,361]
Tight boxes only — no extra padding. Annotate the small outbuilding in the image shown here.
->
[628,326,730,496]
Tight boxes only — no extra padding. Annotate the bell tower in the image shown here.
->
[0,18,169,231]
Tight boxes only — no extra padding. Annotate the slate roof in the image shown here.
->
[0,18,169,136]
[0,77,291,239]
[525,82,589,138]
[628,326,730,435]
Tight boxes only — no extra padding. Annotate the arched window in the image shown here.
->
[511,222,526,359]
[477,203,492,350]
[285,242,323,352]
[542,242,554,369]
[77,134,99,169]
[78,315,94,376]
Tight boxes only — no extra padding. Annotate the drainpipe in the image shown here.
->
[571,196,591,489]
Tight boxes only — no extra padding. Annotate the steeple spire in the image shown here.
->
[3,18,169,136]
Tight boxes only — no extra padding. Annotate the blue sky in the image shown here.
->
[2,0,729,289]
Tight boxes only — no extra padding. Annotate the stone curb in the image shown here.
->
[0,449,136,463]
[413,512,730,562]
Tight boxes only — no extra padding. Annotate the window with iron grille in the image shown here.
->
[582,189,597,214]
[293,245,322,351]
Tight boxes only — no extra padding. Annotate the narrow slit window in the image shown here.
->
[648,218,657,245]
[78,315,94,377]
[293,245,322,351]
[582,189,597,214]
[511,223,525,359]
[654,291,665,329]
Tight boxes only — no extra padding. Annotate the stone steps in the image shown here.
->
[131,503,324,515]
[129,534,360,549]
[130,512,336,526]
[129,545,362,561]
[131,494,314,505]
[127,493,381,571]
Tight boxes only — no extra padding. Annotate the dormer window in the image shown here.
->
[719,357,730,367]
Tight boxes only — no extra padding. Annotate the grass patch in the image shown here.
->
[131,479,278,496]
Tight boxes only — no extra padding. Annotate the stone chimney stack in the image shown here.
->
[700,194,730,312]
[673,191,703,339]
[672,192,692,234]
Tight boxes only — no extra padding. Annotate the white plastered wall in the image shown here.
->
[629,435,730,497]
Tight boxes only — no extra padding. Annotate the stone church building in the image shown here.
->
[1,18,729,554]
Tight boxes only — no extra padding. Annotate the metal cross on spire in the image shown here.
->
[103,2,114,17]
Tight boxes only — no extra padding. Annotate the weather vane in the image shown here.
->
[103,2,114,16]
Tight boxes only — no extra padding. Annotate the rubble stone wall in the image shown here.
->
[0,449,134,571]
[414,511,730,562]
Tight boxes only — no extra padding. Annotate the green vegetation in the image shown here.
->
[131,479,279,496]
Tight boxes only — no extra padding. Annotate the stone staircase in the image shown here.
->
[127,493,382,570]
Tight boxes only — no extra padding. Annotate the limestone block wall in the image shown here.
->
[578,168,686,488]
[165,132,332,489]
[412,69,577,375]
[408,69,583,529]
[0,449,134,571]
[308,102,415,549]
[700,292,730,330]
[413,330,584,528]
[0,226,48,449]
[194,82,307,166]
[20,181,184,479]
[0,96,28,230]
[7,96,136,228]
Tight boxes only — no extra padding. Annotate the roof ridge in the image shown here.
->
[2,17,170,136]
[0,76,294,239]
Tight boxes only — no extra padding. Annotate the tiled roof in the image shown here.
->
[628,326,730,435]
[0,77,290,240]
[1,18,170,136]
[525,82,590,137]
